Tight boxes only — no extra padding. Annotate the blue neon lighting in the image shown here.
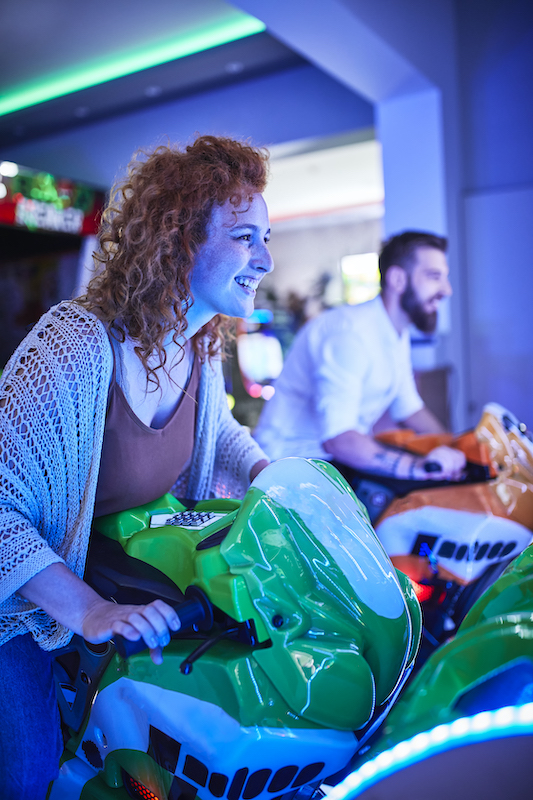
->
[327,703,533,800]
[247,309,273,324]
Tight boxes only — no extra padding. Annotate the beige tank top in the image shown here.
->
[93,345,200,517]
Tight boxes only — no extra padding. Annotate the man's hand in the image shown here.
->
[414,445,466,481]
[323,429,466,481]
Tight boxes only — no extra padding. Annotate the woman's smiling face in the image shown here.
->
[188,193,273,332]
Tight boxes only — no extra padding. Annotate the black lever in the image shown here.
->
[180,627,239,675]
[114,585,214,660]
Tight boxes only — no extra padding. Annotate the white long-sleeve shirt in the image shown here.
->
[254,296,423,461]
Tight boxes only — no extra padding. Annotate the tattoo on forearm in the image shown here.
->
[373,450,402,476]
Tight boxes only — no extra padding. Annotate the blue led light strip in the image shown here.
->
[327,703,533,800]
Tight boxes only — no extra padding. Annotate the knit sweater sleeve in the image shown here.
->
[0,302,111,648]
[211,382,268,498]
[178,357,267,501]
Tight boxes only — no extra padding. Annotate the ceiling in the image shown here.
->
[0,0,305,148]
[0,1,383,223]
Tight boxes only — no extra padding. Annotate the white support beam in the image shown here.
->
[231,0,431,102]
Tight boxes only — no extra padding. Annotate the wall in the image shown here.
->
[262,210,383,312]
[234,0,533,431]
[457,0,533,425]
[1,63,373,188]
[457,0,533,192]
[233,0,467,428]
[341,0,533,426]
[464,187,533,423]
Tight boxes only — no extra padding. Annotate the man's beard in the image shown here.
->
[400,281,438,333]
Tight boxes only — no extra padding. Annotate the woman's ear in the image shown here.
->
[384,265,408,295]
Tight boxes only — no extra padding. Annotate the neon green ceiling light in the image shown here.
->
[0,15,266,118]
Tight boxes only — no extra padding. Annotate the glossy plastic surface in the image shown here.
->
[351,539,533,766]
[375,403,533,585]
[51,458,421,799]
[223,458,420,729]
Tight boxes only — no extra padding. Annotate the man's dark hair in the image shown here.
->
[378,231,448,288]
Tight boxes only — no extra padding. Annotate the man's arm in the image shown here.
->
[323,428,465,481]
[402,406,447,434]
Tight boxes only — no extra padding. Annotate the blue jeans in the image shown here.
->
[0,633,62,799]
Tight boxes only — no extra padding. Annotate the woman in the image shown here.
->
[0,134,273,796]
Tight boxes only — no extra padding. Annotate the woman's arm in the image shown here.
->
[0,304,113,623]
[19,563,181,664]
[250,458,269,481]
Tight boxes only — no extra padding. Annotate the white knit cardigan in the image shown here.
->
[0,302,266,650]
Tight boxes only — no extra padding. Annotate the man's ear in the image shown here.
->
[384,265,408,295]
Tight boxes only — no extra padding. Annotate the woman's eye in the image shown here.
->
[238,234,252,242]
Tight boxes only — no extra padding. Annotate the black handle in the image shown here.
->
[114,585,214,660]
[424,460,442,473]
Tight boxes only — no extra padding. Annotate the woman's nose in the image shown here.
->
[253,243,274,274]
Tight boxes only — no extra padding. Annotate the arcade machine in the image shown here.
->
[0,160,105,368]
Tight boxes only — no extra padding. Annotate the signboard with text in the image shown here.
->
[0,161,105,236]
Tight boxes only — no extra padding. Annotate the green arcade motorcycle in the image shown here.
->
[329,539,533,800]
[48,457,421,800]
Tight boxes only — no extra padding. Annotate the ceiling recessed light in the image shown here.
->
[0,15,265,117]
[225,61,244,74]
[144,85,163,98]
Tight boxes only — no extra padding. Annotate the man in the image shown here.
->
[254,231,465,482]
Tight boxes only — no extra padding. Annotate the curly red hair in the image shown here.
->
[78,135,269,386]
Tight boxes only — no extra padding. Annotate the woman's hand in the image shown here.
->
[81,597,181,665]
[19,563,180,665]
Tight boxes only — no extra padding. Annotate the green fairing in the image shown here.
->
[393,568,422,666]
[108,645,330,729]
[95,494,263,636]
[79,750,171,798]
[221,485,414,730]
[459,544,533,631]
[91,458,420,735]
[356,542,533,761]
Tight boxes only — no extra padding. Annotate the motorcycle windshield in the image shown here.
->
[222,457,415,729]
[250,457,406,620]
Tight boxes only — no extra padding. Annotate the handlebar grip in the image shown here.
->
[114,586,214,660]
[424,461,442,473]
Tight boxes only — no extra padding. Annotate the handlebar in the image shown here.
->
[423,461,442,473]
[114,585,214,660]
